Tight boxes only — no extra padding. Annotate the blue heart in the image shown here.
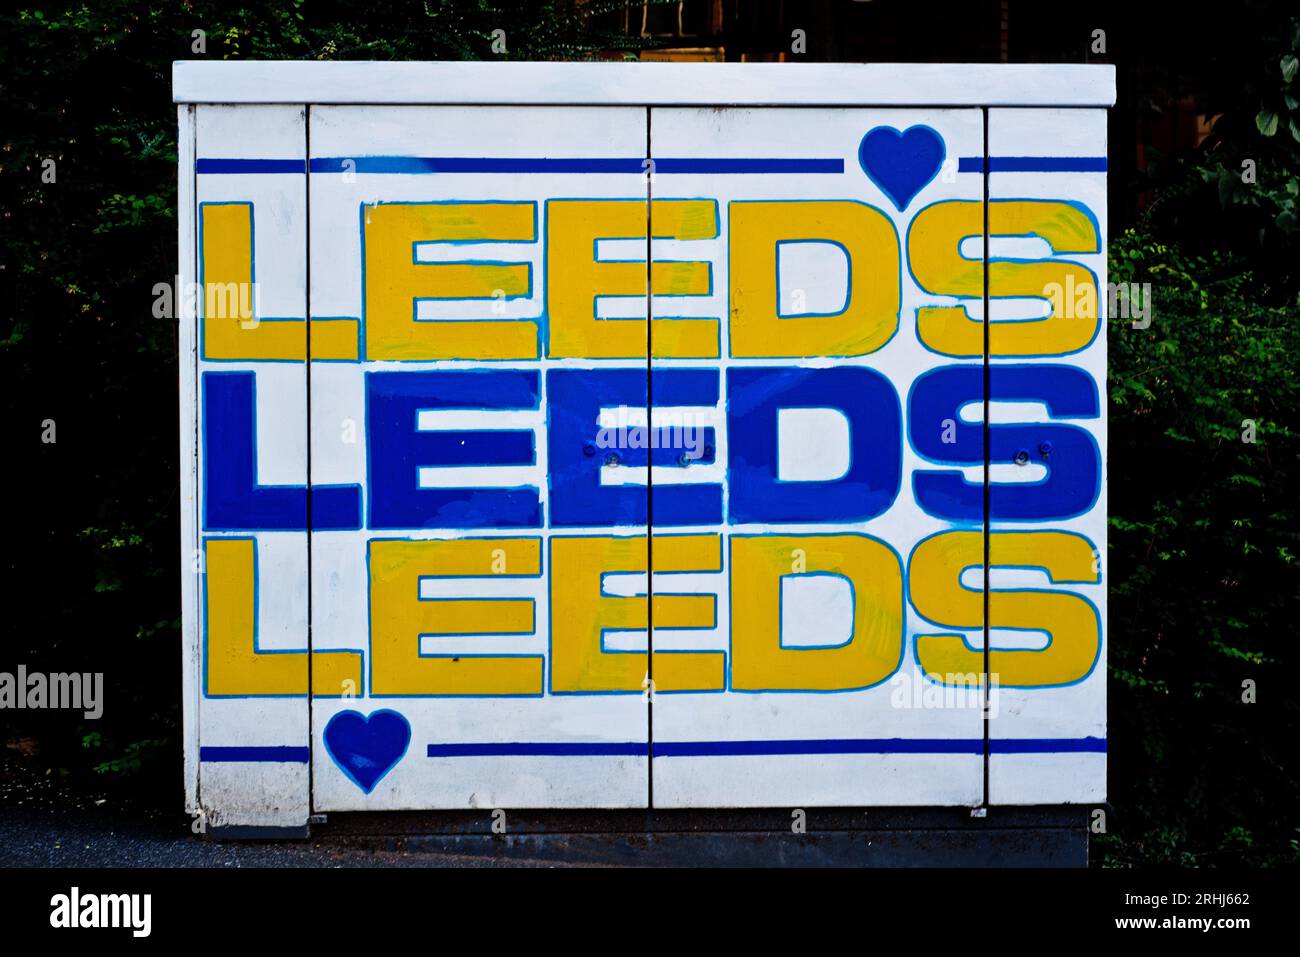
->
[323,709,410,794]
[858,125,946,212]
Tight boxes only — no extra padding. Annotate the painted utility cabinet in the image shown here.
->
[176,62,1115,829]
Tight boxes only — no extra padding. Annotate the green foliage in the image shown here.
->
[1099,231,1299,866]
[1143,14,1300,300]
[91,737,170,776]
[1100,9,1300,867]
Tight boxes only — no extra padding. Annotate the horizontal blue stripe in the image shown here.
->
[428,742,646,757]
[198,739,1105,763]
[419,430,535,467]
[198,157,844,175]
[311,157,844,175]
[959,156,1107,173]
[654,738,984,757]
[196,159,307,174]
[311,157,643,174]
[424,738,1106,758]
[200,746,311,763]
[654,158,843,174]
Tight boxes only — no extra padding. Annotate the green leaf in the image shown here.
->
[1283,54,1299,84]
[1256,109,1280,136]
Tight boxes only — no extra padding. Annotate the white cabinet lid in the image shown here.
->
[173,60,1116,108]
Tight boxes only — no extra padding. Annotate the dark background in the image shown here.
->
[1,0,1296,866]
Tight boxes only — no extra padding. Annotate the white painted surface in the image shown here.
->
[777,409,852,482]
[194,105,312,828]
[308,106,651,810]
[180,66,1110,820]
[173,61,1116,107]
[177,103,200,815]
[647,106,986,807]
[986,108,1108,805]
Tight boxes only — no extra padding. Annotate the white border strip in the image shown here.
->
[174,61,1115,107]
[176,103,201,816]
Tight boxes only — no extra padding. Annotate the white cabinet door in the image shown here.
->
[306,106,653,810]
[984,108,1108,805]
[645,107,988,807]
[192,105,313,828]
